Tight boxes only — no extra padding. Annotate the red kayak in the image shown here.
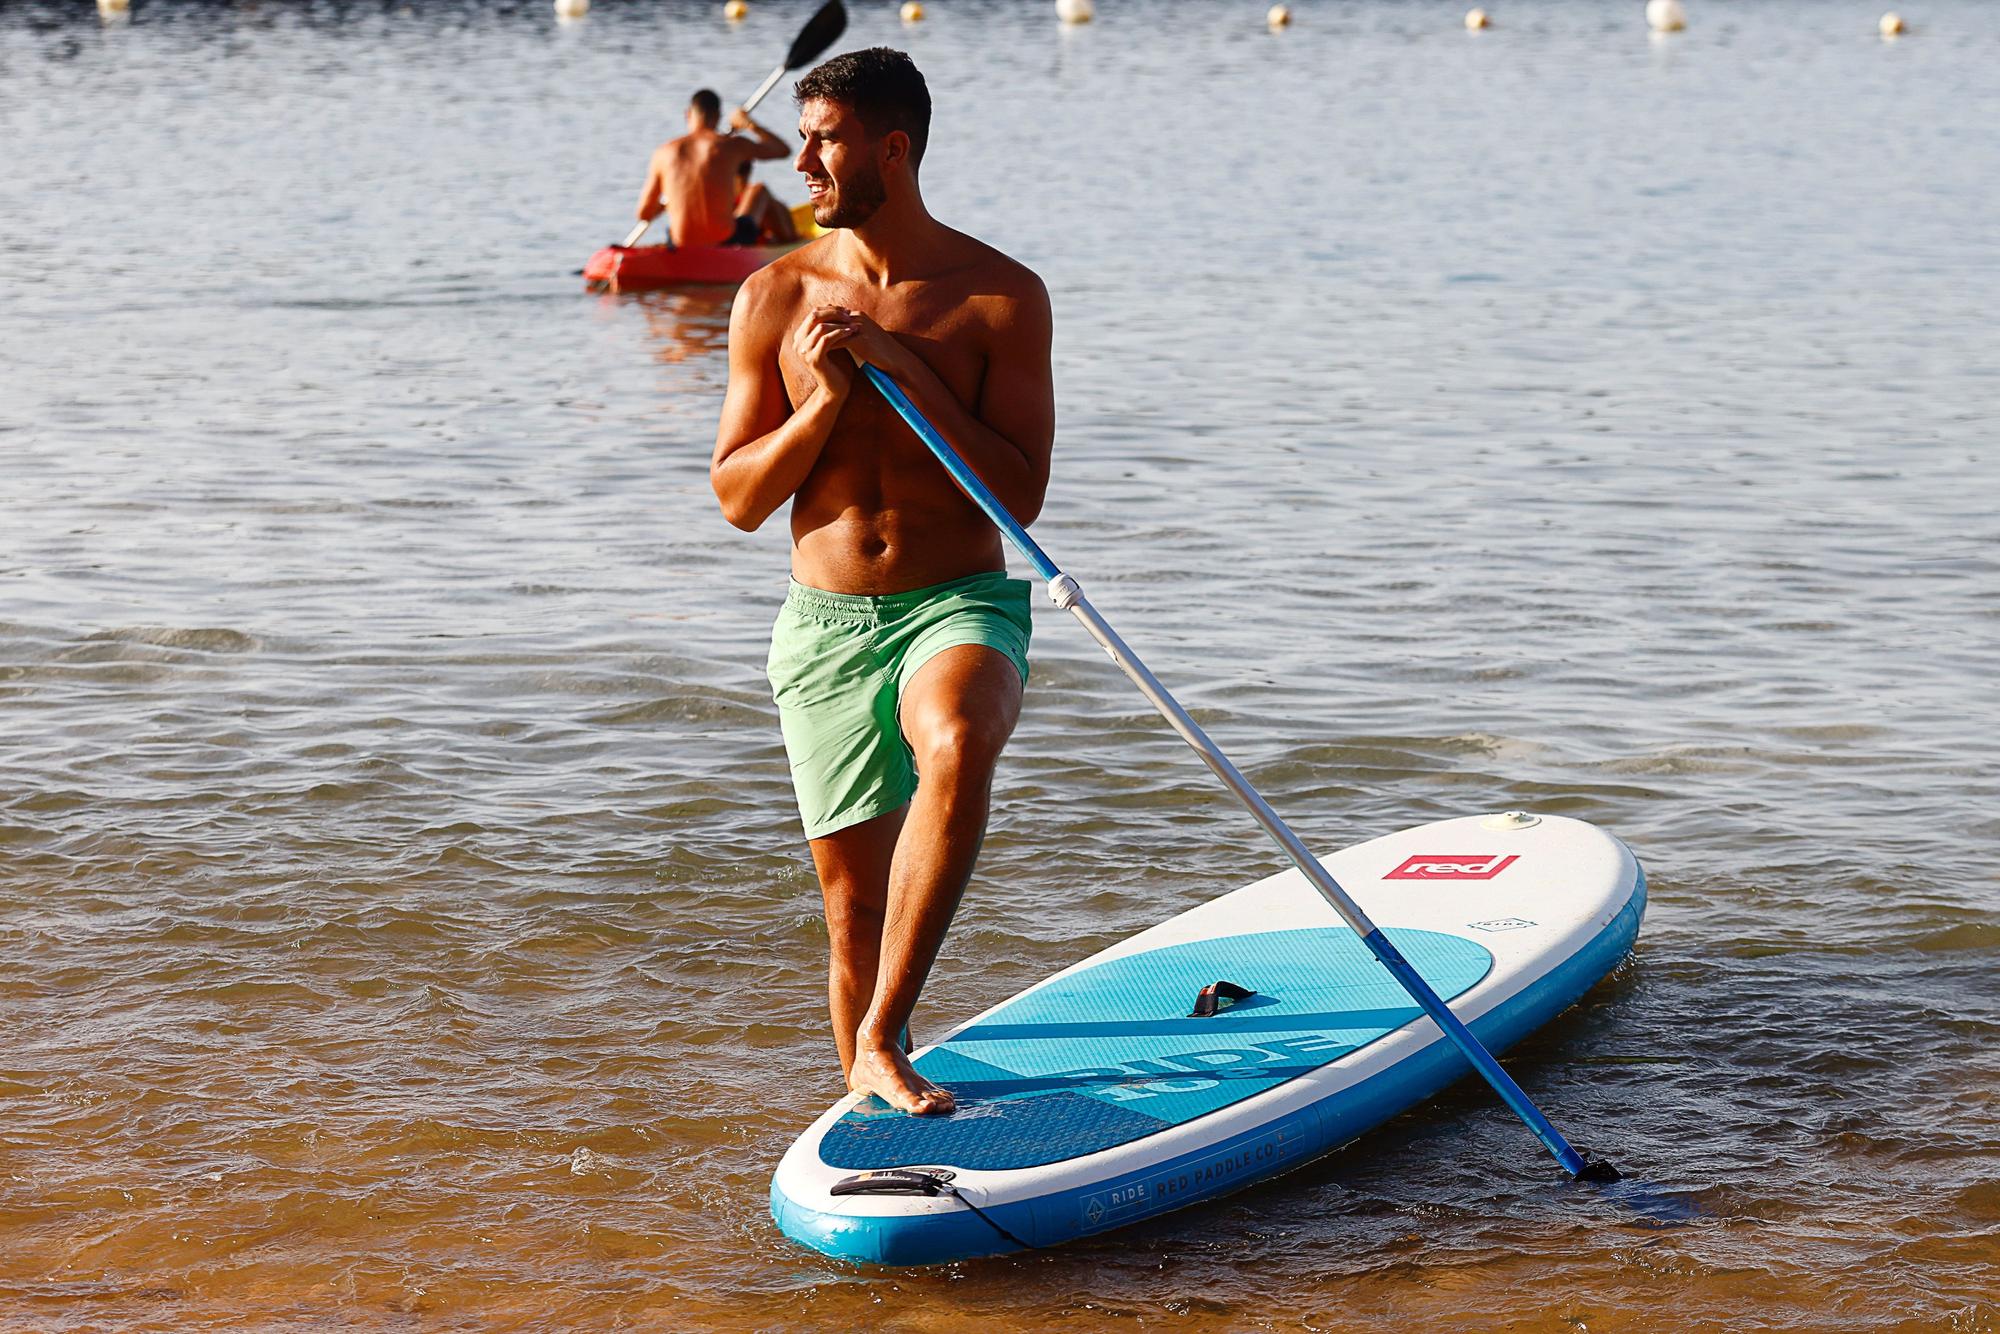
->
[584,203,823,293]
[582,240,795,292]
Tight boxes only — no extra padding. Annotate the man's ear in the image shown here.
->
[882,129,911,169]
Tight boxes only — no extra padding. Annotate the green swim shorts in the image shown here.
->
[766,570,1033,840]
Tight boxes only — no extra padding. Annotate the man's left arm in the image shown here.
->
[837,277,1055,523]
[728,108,794,163]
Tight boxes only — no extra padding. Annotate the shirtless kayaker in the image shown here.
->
[711,48,1055,1116]
[637,89,791,248]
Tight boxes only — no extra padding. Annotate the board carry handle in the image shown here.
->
[622,0,848,250]
[856,361,1618,1185]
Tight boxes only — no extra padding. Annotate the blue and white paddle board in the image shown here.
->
[771,811,1644,1264]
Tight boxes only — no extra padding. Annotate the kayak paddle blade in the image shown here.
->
[786,0,847,71]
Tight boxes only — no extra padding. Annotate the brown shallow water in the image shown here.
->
[2,0,1997,1329]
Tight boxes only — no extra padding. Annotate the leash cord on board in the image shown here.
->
[943,1185,1033,1252]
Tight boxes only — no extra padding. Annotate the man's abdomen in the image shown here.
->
[790,501,1006,598]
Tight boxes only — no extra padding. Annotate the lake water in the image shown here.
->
[2,0,1996,1328]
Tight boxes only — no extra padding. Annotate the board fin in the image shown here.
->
[1189,979,1256,1017]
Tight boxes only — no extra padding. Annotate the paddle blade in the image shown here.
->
[1593,1176,1709,1226]
[786,0,847,70]
[1574,1157,1621,1184]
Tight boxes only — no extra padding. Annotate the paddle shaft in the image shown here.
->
[858,362,1605,1181]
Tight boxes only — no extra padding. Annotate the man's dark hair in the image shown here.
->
[690,88,721,124]
[794,47,931,167]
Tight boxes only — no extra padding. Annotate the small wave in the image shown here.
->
[586,692,771,727]
[86,626,261,654]
[1907,921,2000,953]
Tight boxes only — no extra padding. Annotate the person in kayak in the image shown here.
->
[734,160,801,246]
[711,48,1055,1117]
[636,89,791,248]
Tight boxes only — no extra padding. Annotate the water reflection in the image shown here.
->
[632,287,735,365]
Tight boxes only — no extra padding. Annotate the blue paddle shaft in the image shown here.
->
[859,362,1599,1181]
[861,367,1060,582]
[1366,931,1589,1175]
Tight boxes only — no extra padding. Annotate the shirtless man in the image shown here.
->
[711,48,1054,1115]
[637,89,790,248]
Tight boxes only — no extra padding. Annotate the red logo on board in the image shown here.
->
[1385,853,1519,881]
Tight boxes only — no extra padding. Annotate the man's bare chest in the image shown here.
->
[777,285,987,410]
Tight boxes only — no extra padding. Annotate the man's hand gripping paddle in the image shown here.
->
[850,357,1663,1199]
[617,0,847,249]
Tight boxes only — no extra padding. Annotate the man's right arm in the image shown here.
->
[711,276,848,532]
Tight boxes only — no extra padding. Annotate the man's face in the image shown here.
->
[795,98,888,230]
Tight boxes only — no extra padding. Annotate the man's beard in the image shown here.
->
[815,161,888,229]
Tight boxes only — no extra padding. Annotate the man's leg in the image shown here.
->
[846,644,1023,1115]
[736,183,798,244]
[761,188,799,242]
[807,807,906,1082]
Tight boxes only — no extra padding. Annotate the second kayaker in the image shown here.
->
[636,89,791,248]
[733,160,801,246]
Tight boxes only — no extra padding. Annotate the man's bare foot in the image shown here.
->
[849,1044,955,1115]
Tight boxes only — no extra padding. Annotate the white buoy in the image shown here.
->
[1646,0,1685,32]
[1267,3,1291,28]
[1465,7,1491,28]
[1879,11,1906,35]
[724,0,748,20]
[554,0,588,18]
[1056,0,1093,24]
[901,0,925,20]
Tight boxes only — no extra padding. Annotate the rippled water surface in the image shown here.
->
[3,0,1997,1329]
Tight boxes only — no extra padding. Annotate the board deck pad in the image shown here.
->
[820,926,1492,1171]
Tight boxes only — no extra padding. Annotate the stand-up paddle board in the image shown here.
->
[771,811,1643,1264]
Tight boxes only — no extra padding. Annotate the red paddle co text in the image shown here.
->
[1384,853,1520,881]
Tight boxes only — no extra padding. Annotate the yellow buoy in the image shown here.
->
[1267,3,1291,28]
[725,0,748,20]
[901,0,925,20]
[553,0,588,18]
[1465,7,1491,28]
[1646,0,1685,32]
[97,0,130,11]
[1056,0,1093,24]
[1879,11,1906,35]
